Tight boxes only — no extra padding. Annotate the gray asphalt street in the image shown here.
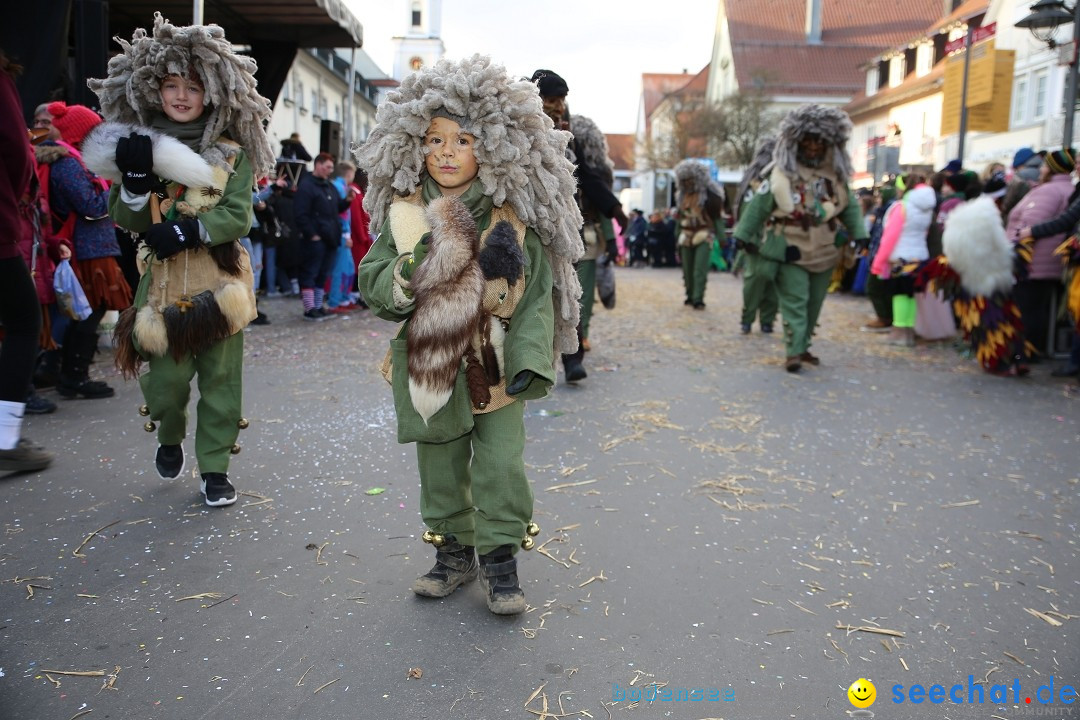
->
[1,267,1077,720]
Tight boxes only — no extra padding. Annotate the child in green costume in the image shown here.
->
[356,56,582,615]
[85,13,275,506]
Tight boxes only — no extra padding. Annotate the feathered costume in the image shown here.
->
[917,196,1034,374]
[736,135,777,219]
[569,113,616,311]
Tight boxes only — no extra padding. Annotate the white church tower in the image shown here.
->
[391,0,445,81]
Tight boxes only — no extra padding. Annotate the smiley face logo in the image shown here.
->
[848,678,876,708]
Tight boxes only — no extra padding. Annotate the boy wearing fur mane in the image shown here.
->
[733,105,868,372]
[85,13,274,507]
[356,55,582,615]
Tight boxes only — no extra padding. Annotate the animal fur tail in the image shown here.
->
[406,196,485,423]
[82,121,215,189]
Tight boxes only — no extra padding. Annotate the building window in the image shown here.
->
[889,56,905,87]
[410,56,423,71]
[311,90,319,116]
[334,104,340,122]
[298,81,307,114]
[866,67,878,96]
[1033,71,1049,120]
[320,96,328,118]
[1013,76,1028,126]
[411,2,421,27]
[916,44,933,77]
[283,75,292,102]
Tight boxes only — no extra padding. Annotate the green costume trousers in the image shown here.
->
[416,401,532,555]
[775,263,833,358]
[139,331,244,474]
[866,273,893,324]
[577,259,596,340]
[741,253,779,327]
[680,242,711,304]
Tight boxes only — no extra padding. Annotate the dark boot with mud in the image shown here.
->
[412,537,477,598]
[478,545,526,615]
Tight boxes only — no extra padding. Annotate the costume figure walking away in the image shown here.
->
[0,49,52,472]
[733,104,868,371]
[735,135,778,334]
[532,69,627,383]
[85,13,274,506]
[674,159,725,310]
[356,55,582,615]
[919,196,1033,376]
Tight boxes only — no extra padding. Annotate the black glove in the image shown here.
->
[145,218,200,260]
[115,132,155,196]
[741,240,758,255]
[784,245,802,263]
[505,370,535,396]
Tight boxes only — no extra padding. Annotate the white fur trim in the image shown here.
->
[943,196,1016,297]
[134,305,168,356]
[770,167,794,215]
[489,317,506,379]
[215,281,257,333]
[388,200,430,255]
[408,377,453,424]
[82,121,216,189]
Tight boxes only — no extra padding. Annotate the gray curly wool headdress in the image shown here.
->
[355,54,584,353]
[86,12,275,177]
[570,114,614,188]
[773,104,853,185]
[736,134,777,216]
[675,159,725,208]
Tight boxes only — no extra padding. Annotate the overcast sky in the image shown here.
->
[345,0,717,135]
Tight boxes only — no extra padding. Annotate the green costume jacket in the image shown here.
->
[358,179,555,444]
[735,164,867,273]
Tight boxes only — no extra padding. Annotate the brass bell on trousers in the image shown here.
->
[143,421,156,432]
[138,405,150,416]
[230,444,241,455]
[237,418,250,430]
[521,535,535,551]
[422,530,446,547]
[526,522,540,537]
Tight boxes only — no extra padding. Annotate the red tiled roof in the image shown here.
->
[642,73,696,125]
[605,134,635,171]
[725,0,943,98]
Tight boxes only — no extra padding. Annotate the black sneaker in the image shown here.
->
[412,539,477,598]
[761,324,774,334]
[200,472,237,507]
[0,438,53,473]
[478,545,526,615]
[316,307,336,319]
[155,444,185,480]
[740,323,752,334]
[302,309,324,322]
[25,393,57,414]
[693,302,706,310]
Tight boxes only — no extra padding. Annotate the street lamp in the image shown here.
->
[1017,0,1080,147]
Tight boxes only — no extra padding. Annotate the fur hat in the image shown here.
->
[736,134,776,216]
[569,114,613,187]
[675,159,725,209]
[86,12,275,177]
[356,54,584,353]
[47,102,102,146]
[773,104,853,184]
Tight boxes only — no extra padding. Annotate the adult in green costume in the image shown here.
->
[733,105,868,371]
[86,12,275,506]
[735,135,779,334]
[674,159,725,310]
[356,56,583,615]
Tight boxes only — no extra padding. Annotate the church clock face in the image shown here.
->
[410,56,423,71]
